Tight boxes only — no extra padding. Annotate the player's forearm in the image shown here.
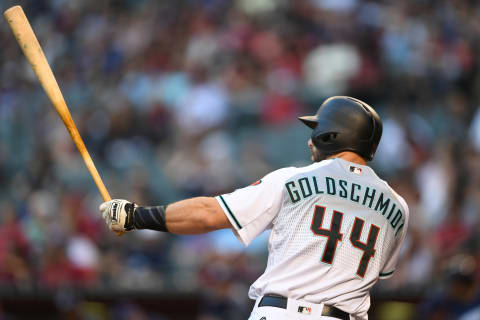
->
[164,197,231,234]
[100,197,232,235]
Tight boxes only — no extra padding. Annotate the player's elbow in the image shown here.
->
[197,197,231,232]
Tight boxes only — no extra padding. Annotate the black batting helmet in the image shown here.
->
[299,96,382,161]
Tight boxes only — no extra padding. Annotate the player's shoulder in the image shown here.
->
[268,160,335,180]
[262,166,300,182]
[270,159,351,181]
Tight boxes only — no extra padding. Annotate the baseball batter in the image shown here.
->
[100,96,409,320]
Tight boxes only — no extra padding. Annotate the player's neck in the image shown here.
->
[327,152,367,166]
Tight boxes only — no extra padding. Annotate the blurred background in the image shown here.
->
[1,0,480,319]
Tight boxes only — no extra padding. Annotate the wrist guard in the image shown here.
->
[123,202,137,231]
[129,205,169,232]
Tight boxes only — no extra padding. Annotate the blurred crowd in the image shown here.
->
[1,0,480,319]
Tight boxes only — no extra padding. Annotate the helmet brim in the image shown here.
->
[298,115,318,129]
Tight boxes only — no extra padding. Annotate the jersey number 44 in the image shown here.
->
[310,205,380,278]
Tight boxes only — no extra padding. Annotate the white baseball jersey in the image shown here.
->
[216,158,409,319]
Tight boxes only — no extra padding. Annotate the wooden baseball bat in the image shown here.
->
[4,6,123,235]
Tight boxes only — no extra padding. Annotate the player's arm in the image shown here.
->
[100,197,233,235]
[166,197,232,234]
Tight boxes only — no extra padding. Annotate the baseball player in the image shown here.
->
[100,96,409,320]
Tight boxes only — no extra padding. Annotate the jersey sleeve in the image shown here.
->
[379,198,409,279]
[215,168,289,246]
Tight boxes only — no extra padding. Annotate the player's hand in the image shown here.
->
[100,199,136,233]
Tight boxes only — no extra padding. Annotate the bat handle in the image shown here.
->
[72,130,125,236]
[78,143,111,202]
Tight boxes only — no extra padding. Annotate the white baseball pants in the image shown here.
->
[248,296,347,320]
